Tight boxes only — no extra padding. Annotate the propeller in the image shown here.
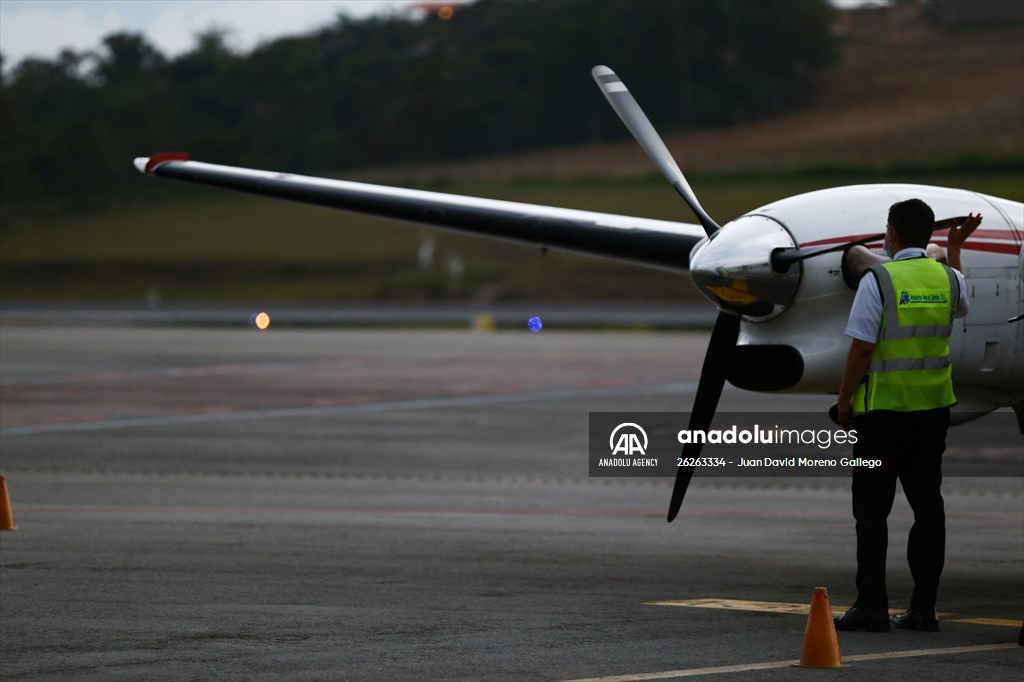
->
[593,65,743,521]
[771,215,969,272]
[771,232,884,272]
[592,66,982,520]
[592,66,720,237]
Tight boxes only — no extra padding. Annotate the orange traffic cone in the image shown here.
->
[798,587,842,668]
[0,475,16,531]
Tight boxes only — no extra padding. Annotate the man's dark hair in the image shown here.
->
[888,198,935,247]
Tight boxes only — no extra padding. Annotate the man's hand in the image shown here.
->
[837,338,875,430]
[838,404,855,430]
[948,213,982,249]
[926,243,947,263]
[946,213,981,272]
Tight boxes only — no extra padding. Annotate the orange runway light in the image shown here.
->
[249,312,271,330]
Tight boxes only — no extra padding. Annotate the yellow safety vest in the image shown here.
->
[851,257,959,416]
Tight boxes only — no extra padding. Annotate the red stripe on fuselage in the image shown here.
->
[800,228,1020,251]
[932,241,1021,255]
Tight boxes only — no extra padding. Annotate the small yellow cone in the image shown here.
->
[799,587,842,668]
[0,475,16,531]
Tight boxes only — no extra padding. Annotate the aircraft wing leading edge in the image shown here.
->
[135,156,706,273]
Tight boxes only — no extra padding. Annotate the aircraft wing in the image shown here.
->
[134,154,705,273]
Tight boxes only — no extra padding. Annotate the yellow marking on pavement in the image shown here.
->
[645,597,834,616]
[644,598,953,619]
[948,617,1024,628]
[561,643,1020,682]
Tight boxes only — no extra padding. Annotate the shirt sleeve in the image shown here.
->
[952,268,970,318]
[845,272,882,343]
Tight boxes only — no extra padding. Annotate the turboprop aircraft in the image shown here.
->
[134,66,1024,522]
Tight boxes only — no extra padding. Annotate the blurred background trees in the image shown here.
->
[0,0,837,212]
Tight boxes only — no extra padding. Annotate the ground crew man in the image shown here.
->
[833,198,980,632]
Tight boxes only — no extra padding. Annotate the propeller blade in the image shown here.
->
[667,311,741,522]
[934,215,970,233]
[770,216,970,272]
[592,65,720,237]
[771,232,885,272]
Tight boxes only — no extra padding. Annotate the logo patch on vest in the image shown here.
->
[898,289,949,307]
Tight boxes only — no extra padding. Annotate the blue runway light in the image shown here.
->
[527,316,543,332]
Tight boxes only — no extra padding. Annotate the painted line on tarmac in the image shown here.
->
[561,643,1020,682]
[0,382,694,437]
[7,504,853,521]
[645,598,1021,628]
[12,503,664,519]
[645,598,951,619]
[949,617,1024,627]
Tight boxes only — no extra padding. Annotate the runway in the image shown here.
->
[1,324,1021,680]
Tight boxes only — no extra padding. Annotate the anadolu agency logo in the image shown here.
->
[609,422,648,456]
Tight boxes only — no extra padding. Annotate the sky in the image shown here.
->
[0,0,431,68]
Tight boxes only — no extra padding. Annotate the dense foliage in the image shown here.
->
[0,0,837,211]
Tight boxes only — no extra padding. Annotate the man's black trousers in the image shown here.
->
[851,406,949,611]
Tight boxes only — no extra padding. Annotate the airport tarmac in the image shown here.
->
[1,324,1021,680]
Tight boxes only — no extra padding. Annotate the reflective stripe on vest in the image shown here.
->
[852,257,958,415]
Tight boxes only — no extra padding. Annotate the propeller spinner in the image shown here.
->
[689,215,800,320]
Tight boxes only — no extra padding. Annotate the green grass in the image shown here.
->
[2,170,1021,302]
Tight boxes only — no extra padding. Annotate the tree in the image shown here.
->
[0,1,838,212]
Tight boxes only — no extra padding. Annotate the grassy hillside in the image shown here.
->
[3,171,1019,302]
[355,24,1023,183]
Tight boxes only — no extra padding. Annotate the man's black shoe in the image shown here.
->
[891,609,939,632]
[833,605,890,632]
